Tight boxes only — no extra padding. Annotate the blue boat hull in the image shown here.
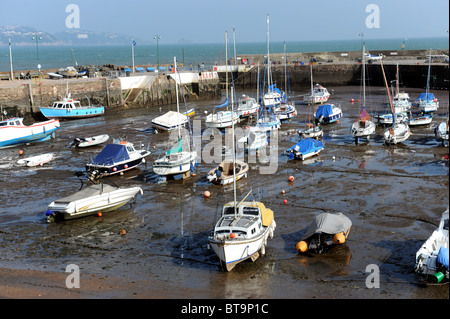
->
[0,128,58,148]
[39,106,105,119]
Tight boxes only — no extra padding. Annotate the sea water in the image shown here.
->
[0,37,448,72]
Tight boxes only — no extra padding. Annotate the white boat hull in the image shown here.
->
[70,134,110,148]
[17,153,54,167]
[153,151,197,176]
[205,111,239,129]
[383,123,411,144]
[351,120,376,139]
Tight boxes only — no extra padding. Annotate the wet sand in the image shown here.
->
[0,85,448,300]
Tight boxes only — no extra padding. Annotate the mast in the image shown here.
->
[174,57,181,140]
[266,14,271,96]
[231,71,237,218]
[381,60,395,125]
[284,41,287,93]
[426,48,432,101]
[363,43,366,109]
[225,31,228,103]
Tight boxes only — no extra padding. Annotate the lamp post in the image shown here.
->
[32,34,43,79]
[154,35,162,72]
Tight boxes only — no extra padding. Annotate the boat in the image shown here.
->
[182,107,195,118]
[415,50,439,113]
[57,66,79,77]
[151,111,189,131]
[238,127,268,152]
[0,117,60,149]
[85,140,151,177]
[207,159,248,185]
[45,171,143,222]
[351,43,376,144]
[274,49,297,122]
[376,112,408,125]
[296,212,352,254]
[69,134,110,148]
[381,60,411,145]
[301,83,330,105]
[39,92,105,120]
[314,103,343,125]
[408,111,433,126]
[236,95,259,118]
[153,57,198,178]
[414,208,449,283]
[298,123,323,139]
[285,137,325,160]
[17,153,54,167]
[391,65,412,113]
[435,121,449,147]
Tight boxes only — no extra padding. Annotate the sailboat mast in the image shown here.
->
[266,14,271,94]
[426,48,432,100]
[363,43,366,108]
[174,57,181,139]
[225,32,229,102]
[381,60,395,124]
[231,81,237,217]
[284,41,287,93]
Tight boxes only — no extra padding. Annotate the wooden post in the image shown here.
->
[27,83,34,113]
[105,78,110,107]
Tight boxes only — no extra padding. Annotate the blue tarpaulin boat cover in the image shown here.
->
[416,93,435,101]
[437,247,449,270]
[90,144,129,165]
[215,98,229,108]
[315,104,333,118]
[287,138,324,154]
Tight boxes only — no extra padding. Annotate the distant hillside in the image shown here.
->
[0,26,143,46]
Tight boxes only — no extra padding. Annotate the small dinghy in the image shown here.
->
[296,212,352,254]
[17,153,54,167]
[207,159,248,185]
[415,208,449,283]
[69,134,110,148]
[46,171,143,222]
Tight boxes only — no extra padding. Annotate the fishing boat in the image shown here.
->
[69,134,110,148]
[46,171,143,222]
[415,50,440,113]
[314,103,343,125]
[153,57,198,177]
[381,61,411,145]
[85,140,151,177]
[351,43,376,144]
[296,212,352,254]
[151,111,188,131]
[414,208,449,283]
[408,111,433,126]
[17,153,54,167]
[236,96,259,118]
[285,137,325,160]
[0,117,60,149]
[435,121,449,146]
[39,84,105,120]
[207,159,248,185]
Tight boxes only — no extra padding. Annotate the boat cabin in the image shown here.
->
[0,118,23,127]
[51,99,82,110]
[214,204,263,240]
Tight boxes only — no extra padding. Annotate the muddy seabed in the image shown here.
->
[0,86,448,299]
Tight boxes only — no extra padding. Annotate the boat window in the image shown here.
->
[216,230,230,234]
[223,207,236,215]
[9,121,15,126]
[0,122,7,127]
[57,103,64,108]
[127,146,134,152]
[15,120,20,125]
[243,207,259,216]
[444,218,449,231]
[251,228,256,234]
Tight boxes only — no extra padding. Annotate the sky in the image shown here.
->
[1,0,449,44]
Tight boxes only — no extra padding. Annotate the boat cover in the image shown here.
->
[90,144,129,165]
[315,104,333,118]
[437,247,449,270]
[167,137,183,155]
[286,138,324,154]
[302,212,352,240]
[215,98,229,108]
[416,93,435,102]
[152,111,188,127]
[54,184,118,203]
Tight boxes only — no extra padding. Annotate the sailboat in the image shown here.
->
[256,14,281,132]
[153,57,197,177]
[205,32,239,129]
[415,50,439,113]
[300,64,330,105]
[351,43,376,144]
[208,54,276,271]
[381,60,411,145]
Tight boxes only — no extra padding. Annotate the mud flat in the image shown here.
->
[0,85,448,301]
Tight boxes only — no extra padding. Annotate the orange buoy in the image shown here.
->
[97,212,102,217]
[288,176,294,182]
[296,241,308,253]
[19,150,24,155]
[357,99,360,102]
[283,199,287,205]
[204,191,211,198]
[350,99,354,103]
[120,229,126,235]
[230,233,236,239]
[333,232,346,244]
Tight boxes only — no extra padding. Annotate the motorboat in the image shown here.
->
[256,112,281,132]
[301,83,330,104]
[236,96,259,118]
[39,93,105,120]
[435,121,449,147]
[273,102,297,121]
[69,134,110,148]
[376,112,408,125]
[0,117,60,149]
[208,199,276,271]
[205,109,239,129]
[351,44,376,144]
[207,159,248,185]
[285,137,325,160]
[57,66,79,77]
[392,92,412,113]
[151,111,188,131]
[314,103,343,125]
[408,112,433,126]
[17,153,54,167]
[298,124,323,139]
[296,212,352,254]
[46,171,143,222]
[153,57,198,178]
[238,127,268,152]
[414,208,449,283]
[85,140,151,177]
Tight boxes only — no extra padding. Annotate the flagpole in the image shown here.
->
[9,38,14,80]
[132,38,135,73]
